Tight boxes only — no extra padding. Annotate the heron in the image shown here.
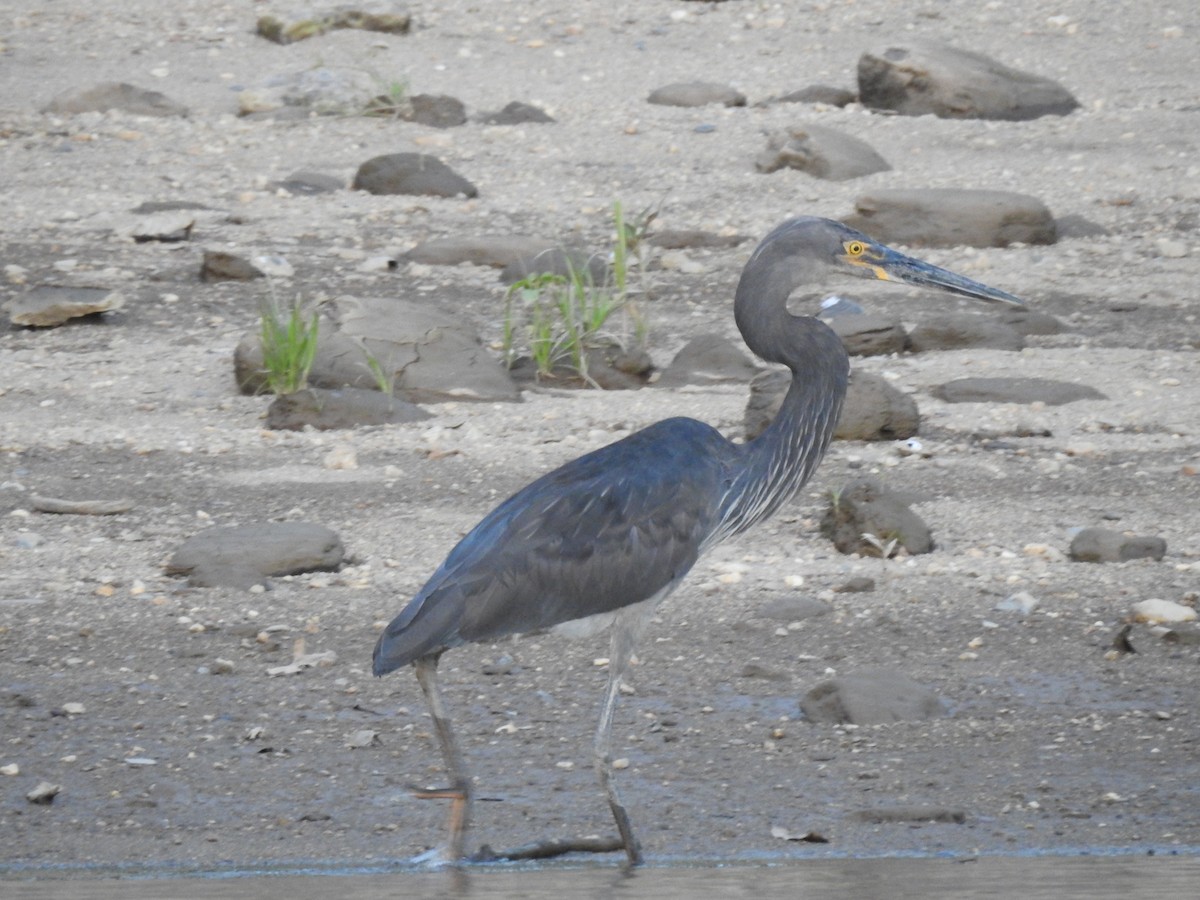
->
[373,216,1023,866]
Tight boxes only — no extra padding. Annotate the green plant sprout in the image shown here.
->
[258,298,319,395]
[501,201,651,384]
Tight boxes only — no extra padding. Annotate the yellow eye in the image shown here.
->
[845,241,865,257]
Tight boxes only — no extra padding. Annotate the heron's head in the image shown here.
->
[831,222,1024,306]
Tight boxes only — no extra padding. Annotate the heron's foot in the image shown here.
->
[409,845,456,868]
[469,835,631,864]
[410,783,471,862]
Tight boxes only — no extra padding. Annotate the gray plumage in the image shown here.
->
[373,216,1024,866]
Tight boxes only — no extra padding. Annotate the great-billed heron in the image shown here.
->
[373,216,1024,866]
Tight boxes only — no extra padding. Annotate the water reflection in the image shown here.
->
[4,855,1199,900]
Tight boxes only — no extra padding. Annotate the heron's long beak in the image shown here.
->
[876,248,1025,306]
[848,246,1025,307]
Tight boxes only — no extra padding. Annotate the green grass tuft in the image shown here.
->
[258,299,320,395]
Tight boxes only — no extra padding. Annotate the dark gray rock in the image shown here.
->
[405,93,467,128]
[499,248,609,285]
[1069,527,1167,563]
[820,478,933,556]
[844,188,1057,247]
[235,295,519,403]
[746,370,918,442]
[857,41,1080,120]
[933,377,1106,405]
[825,313,907,357]
[908,315,1025,352]
[479,101,555,125]
[265,387,432,431]
[755,124,890,181]
[201,251,265,282]
[647,81,746,108]
[6,287,125,327]
[404,235,558,268]
[352,153,478,198]
[801,668,945,724]
[657,334,759,387]
[165,523,344,589]
[998,308,1065,336]
[507,346,651,391]
[44,82,188,117]
[838,372,920,441]
[132,200,214,214]
[775,85,857,107]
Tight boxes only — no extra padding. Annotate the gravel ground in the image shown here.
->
[1,0,1198,877]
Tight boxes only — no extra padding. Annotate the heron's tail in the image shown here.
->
[372,591,462,676]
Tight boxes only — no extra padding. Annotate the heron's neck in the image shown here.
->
[716,273,850,540]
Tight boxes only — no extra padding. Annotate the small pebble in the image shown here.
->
[26,781,61,804]
[1131,598,1196,624]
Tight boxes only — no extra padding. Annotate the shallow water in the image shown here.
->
[5,855,1198,900]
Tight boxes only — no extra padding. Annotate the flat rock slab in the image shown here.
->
[825,313,907,357]
[353,152,478,198]
[478,101,555,125]
[746,370,918,442]
[403,93,468,128]
[235,294,519,403]
[857,41,1080,120]
[256,11,410,44]
[657,334,759,388]
[129,212,195,243]
[998,308,1066,336]
[755,124,890,181]
[6,287,125,327]
[404,235,558,268]
[201,251,264,282]
[908,314,1025,352]
[647,81,746,107]
[44,82,188,117]
[802,668,945,724]
[1069,527,1166,563]
[499,248,609,285]
[845,189,1056,248]
[166,523,344,589]
[933,377,1106,405]
[265,387,433,431]
[238,67,379,117]
[820,477,933,555]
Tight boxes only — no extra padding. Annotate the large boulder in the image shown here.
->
[857,42,1080,120]
[755,124,890,181]
[235,295,519,403]
[746,370,919,442]
[844,188,1056,248]
[352,153,478,198]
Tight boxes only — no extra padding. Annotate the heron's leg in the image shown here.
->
[594,602,656,867]
[414,655,472,861]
